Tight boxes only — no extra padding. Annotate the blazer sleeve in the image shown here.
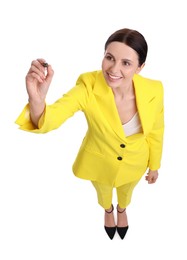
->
[15,75,89,133]
[146,83,164,170]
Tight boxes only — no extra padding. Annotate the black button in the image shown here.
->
[120,144,125,148]
[117,156,123,161]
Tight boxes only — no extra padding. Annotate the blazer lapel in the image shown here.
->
[133,74,157,135]
[93,72,126,140]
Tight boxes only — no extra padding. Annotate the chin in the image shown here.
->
[105,78,121,88]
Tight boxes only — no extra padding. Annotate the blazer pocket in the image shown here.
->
[84,146,104,158]
[148,96,156,103]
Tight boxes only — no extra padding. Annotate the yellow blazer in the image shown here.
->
[16,71,164,187]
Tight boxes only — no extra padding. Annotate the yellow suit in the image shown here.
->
[16,71,164,187]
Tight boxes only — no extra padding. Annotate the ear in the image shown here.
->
[136,63,145,74]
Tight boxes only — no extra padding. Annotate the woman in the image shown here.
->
[16,28,164,240]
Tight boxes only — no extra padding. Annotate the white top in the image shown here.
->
[122,112,142,137]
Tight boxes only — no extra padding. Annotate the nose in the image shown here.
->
[110,61,121,73]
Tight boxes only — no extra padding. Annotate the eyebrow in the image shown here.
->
[105,52,132,63]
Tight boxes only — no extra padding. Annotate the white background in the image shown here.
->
[0,0,186,259]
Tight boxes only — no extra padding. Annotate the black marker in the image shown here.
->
[42,62,48,67]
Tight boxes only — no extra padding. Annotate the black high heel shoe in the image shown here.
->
[117,205,129,239]
[104,204,116,239]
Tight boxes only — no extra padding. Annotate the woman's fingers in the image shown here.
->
[145,174,158,184]
[26,71,44,83]
[36,58,47,65]
[27,59,48,83]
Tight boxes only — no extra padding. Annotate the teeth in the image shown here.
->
[108,74,121,79]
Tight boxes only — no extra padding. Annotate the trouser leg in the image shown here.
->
[91,181,113,210]
[116,180,140,209]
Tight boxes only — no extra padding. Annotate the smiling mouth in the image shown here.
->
[107,73,122,80]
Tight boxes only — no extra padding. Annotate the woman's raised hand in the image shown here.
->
[26,58,54,103]
[25,58,54,127]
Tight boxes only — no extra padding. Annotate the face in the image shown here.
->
[102,41,144,89]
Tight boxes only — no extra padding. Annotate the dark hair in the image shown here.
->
[104,28,148,66]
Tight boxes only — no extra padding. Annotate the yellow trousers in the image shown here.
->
[91,180,140,209]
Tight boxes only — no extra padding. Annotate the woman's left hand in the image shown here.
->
[145,170,158,184]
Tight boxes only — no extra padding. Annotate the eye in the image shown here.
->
[105,54,114,61]
[122,61,131,66]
